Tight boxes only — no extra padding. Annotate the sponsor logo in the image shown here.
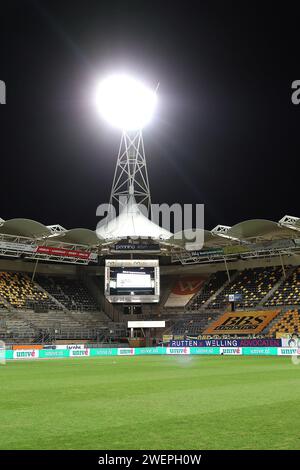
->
[41,349,68,357]
[218,316,266,331]
[243,347,275,355]
[192,347,219,355]
[0,241,35,253]
[13,350,38,359]
[170,339,240,347]
[139,348,160,354]
[91,348,116,356]
[117,348,135,356]
[69,349,90,357]
[278,348,300,356]
[220,347,242,355]
[166,347,190,355]
[239,339,281,347]
[36,246,97,261]
[281,337,300,348]
[205,310,279,334]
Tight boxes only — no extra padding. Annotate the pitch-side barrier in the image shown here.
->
[3,346,300,360]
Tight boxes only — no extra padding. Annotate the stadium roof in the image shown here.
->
[169,229,234,249]
[96,195,173,241]
[225,219,297,241]
[54,228,102,247]
[0,218,104,247]
[0,218,52,238]
[169,219,298,250]
[0,215,299,251]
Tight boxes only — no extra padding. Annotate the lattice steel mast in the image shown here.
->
[109,131,151,215]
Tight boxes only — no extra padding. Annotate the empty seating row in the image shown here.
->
[171,311,222,335]
[207,267,283,309]
[0,272,59,310]
[35,276,99,311]
[265,267,300,307]
[269,309,300,335]
[188,271,234,310]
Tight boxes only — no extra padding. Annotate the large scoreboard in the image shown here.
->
[105,259,160,303]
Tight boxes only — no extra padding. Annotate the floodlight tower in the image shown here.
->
[110,130,151,211]
[95,74,157,215]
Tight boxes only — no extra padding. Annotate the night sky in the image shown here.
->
[0,1,299,232]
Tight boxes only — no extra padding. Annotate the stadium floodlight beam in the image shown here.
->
[95,74,157,131]
[96,74,157,214]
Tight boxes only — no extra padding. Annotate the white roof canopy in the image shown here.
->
[96,195,173,241]
[0,214,299,252]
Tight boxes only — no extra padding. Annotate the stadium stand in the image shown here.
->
[4,319,35,339]
[170,311,223,335]
[269,309,300,335]
[0,272,59,311]
[0,272,121,342]
[0,300,7,311]
[35,275,99,311]
[0,308,123,343]
[264,267,300,307]
[207,267,283,309]
[188,271,234,310]
[2,264,300,343]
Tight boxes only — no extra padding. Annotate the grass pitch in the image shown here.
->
[0,355,300,450]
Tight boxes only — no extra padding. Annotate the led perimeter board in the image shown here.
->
[105,259,160,303]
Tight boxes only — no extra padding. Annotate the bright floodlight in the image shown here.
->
[95,74,157,131]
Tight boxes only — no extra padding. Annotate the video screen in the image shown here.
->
[105,260,159,303]
[110,267,154,295]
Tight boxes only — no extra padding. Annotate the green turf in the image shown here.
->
[0,355,300,449]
